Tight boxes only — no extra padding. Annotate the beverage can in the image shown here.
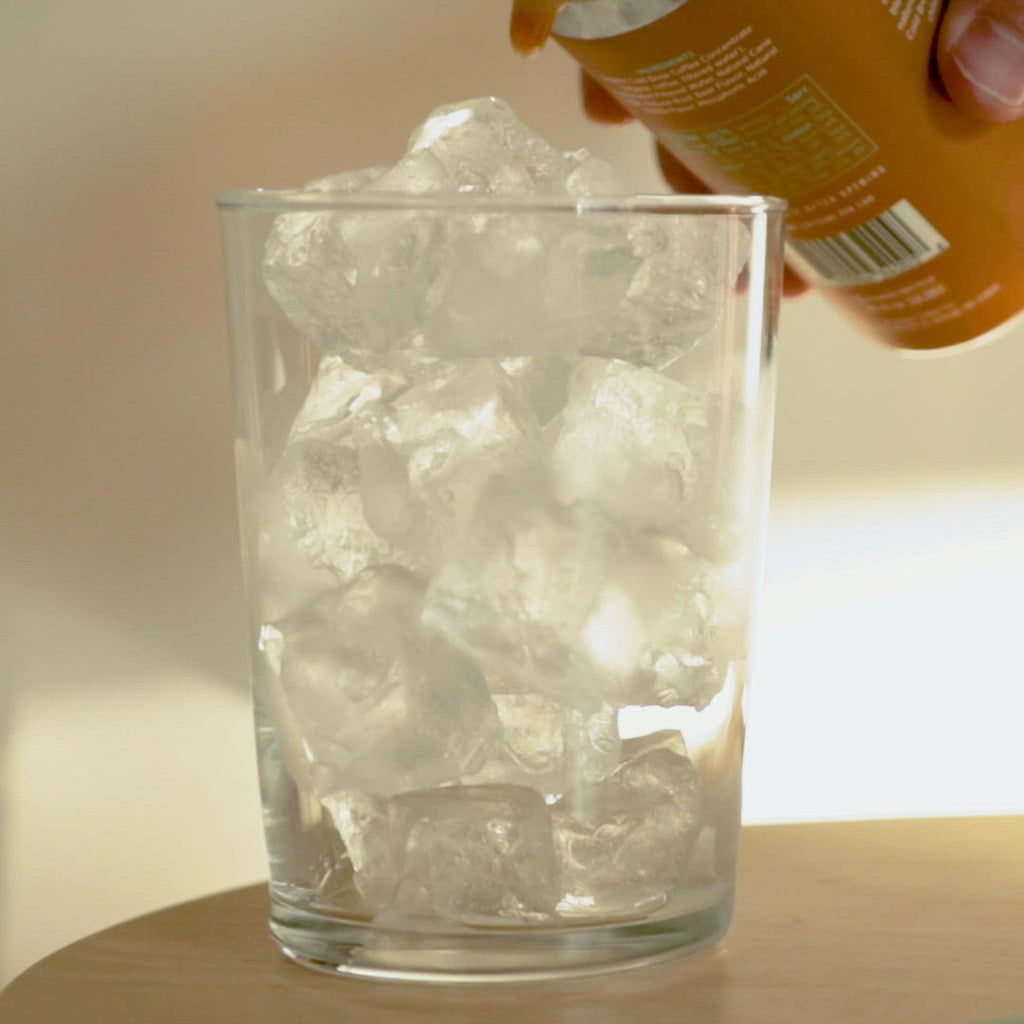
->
[551,0,1024,350]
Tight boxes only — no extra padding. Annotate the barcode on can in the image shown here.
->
[789,199,950,287]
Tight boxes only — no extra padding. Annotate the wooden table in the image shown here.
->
[3,817,1022,1023]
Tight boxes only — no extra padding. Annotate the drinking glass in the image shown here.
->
[218,190,785,981]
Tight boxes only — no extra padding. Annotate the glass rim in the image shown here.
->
[216,188,786,217]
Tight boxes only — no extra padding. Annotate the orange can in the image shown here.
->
[553,0,1024,350]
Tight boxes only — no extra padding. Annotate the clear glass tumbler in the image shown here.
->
[218,190,785,982]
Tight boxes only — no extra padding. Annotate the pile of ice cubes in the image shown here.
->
[257,98,751,925]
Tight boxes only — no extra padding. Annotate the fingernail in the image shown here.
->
[948,4,1024,116]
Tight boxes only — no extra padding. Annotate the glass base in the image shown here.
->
[269,886,733,983]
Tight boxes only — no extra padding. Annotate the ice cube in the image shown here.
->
[304,166,389,194]
[417,214,557,359]
[553,731,703,917]
[322,790,395,905]
[354,361,542,565]
[269,567,499,797]
[410,201,731,366]
[263,98,626,361]
[338,100,623,360]
[475,215,546,279]
[622,216,736,360]
[422,472,618,704]
[421,210,655,362]
[552,357,747,563]
[269,155,454,361]
[325,784,561,923]
[493,693,568,773]
[262,166,387,352]
[616,732,702,804]
[558,215,743,368]
[257,717,364,910]
[578,536,748,709]
[370,149,454,194]
[339,206,451,357]
[465,695,620,793]
[263,439,395,587]
[564,149,625,197]
[406,97,573,196]
[539,223,644,350]
[499,356,572,427]
[286,354,409,446]
[417,219,623,361]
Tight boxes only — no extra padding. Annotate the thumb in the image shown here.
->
[510,0,563,55]
[935,0,1024,121]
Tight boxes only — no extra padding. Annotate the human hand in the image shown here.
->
[936,0,1024,120]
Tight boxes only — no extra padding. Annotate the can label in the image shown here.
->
[556,0,1024,349]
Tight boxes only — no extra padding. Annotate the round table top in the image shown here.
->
[2,817,1022,1023]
